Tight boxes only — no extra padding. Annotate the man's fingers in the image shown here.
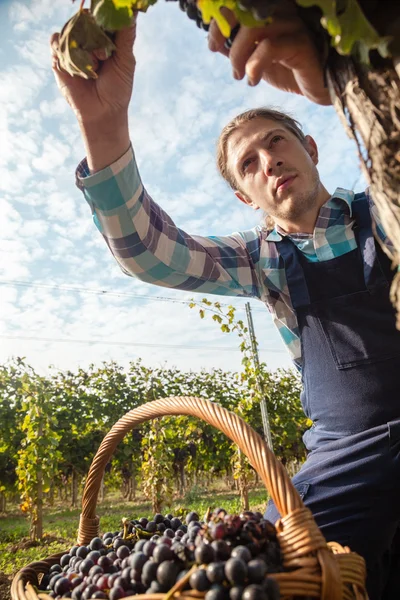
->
[244,39,270,86]
[229,26,268,79]
[50,32,60,57]
[208,18,226,53]
[114,17,137,53]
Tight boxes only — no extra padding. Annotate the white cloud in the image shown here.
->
[32,135,71,172]
[0,0,363,377]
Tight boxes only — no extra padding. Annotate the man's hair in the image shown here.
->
[216,107,306,192]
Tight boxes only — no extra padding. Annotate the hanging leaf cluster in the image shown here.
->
[56,0,391,80]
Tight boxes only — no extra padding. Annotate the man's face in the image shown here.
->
[226,118,321,227]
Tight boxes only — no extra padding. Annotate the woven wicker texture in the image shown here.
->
[11,396,367,600]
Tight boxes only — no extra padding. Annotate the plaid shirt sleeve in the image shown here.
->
[76,146,264,298]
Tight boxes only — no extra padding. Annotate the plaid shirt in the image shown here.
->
[76,145,391,370]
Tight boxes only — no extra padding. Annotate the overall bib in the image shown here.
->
[264,193,400,599]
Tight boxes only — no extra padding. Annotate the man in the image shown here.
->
[51,14,400,600]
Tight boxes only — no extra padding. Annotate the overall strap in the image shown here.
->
[277,236,310,309]
[351,192,388,292]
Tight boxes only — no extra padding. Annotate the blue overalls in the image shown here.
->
[264,193,400,599]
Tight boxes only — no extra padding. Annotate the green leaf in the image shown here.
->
[296,0,392,61]
[91,0,133,31]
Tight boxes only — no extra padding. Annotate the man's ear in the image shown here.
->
[235,190,259,210]
[304,135,319,165]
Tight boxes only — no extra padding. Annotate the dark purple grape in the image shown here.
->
[139,517,148,528]
[225,558,247,585]
[154,513,164,524]
[157,522,166,533]
[50,564,63,574]
[71,577,84,589]
[49,574,64,590]
[128,551,147,572]
[166,513,174,520]
[207,584,230,600]
[116,545,130,560]
[134,539,147,552]
[60,555,71,568]
[107,551,118,562]
[54,577,72,596]
[82,584,99,600]
[230,586,244,600]
[206,562,226,584]
[195,543,215,564]
[113,576,129,591]
[157,560,181,588]
[163,518,171,528]
[189,568,211,592]
[107,573,120,588]
[109,586,125,600]
[265,542,281,566]
[76,547,89,559]
[211,523,226,540]
[170,517,182,530]
[164,528,175,538]
[211,540,230,561]
[90,537,104,551]
[142,560,159,586]
[247,560,267,584]
[149,580,168,593]
[146,520,157,533]
[113,538,128,551]
[103,532,114,541]
[70,546,79,557]
[242,584,265,600]
[97,555,111,572]
[175,529,185,538]
[88,565,103,578]
[143,541,156,557]
[231,546,252,563]
[71,583,86,600]
[153,543,173,563]
[92,593,107,599]
[79,559,94,575]
[88,550,102,564]
[186,511,200,524]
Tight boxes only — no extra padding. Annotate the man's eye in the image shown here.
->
[270,135,283,146]
[242,158,253,173]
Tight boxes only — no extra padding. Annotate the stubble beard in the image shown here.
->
[273,169,321,223]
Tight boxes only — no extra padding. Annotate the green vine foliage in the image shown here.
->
[189,299,309,469]
[0,355,307,520]
[15,369,62,540]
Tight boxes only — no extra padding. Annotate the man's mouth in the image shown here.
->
[276,175,297,193]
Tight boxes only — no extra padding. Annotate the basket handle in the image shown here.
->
[78,396,304,544]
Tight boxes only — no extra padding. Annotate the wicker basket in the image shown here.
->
[11,396,368,600]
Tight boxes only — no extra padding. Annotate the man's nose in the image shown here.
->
[261,151,283,176]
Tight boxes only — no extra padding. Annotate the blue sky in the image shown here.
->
[0,0,366,374]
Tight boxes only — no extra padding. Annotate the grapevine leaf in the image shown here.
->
[91,0,133,30]
[296,0,392,61]
[232,4,271,30]
[336,0,392,60]
[57,9,115,79]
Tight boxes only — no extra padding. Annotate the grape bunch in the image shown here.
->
[38,508,282,600]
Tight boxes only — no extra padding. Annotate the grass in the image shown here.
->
[0,484,269,599]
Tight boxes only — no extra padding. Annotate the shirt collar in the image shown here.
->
[265,187,355,241]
